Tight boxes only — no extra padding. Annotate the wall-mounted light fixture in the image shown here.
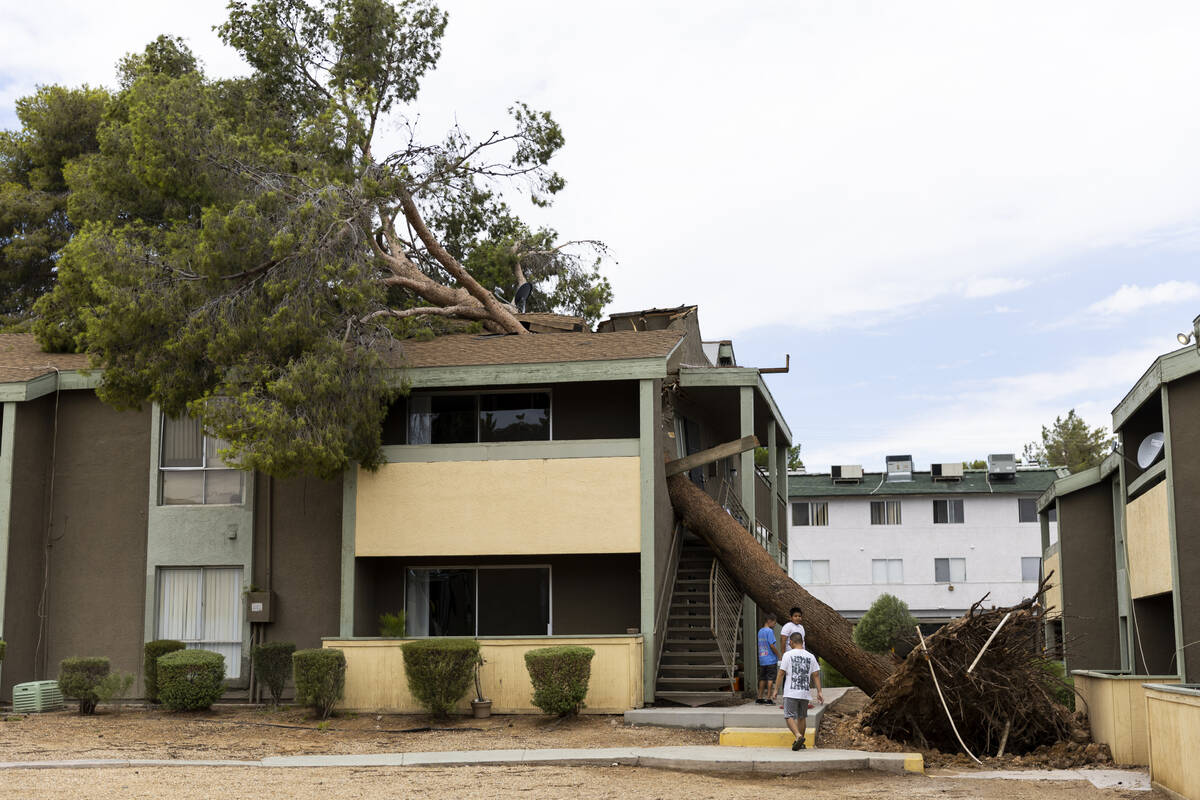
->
[1177,313,1200,349]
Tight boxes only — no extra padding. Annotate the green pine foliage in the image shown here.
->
[251,641,296,705]
[523,646,595,716]
[1023,409,1113,473]
[400,638,479,717]
[157,649,226,711]
[57,656,111,715]
[853,594,918,654]
[143,639,186,703]
[292,648,347,720]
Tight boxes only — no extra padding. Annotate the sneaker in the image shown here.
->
[791,739,803,751]
[755,698,768,705]
[798,741,807,750]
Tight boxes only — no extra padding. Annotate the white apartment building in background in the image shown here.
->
[787,455,1061,622]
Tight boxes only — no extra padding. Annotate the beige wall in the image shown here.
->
[1126,483,1172,599]
[1044,551,1062,619]
[355,457,640,556]
[1074,672,1179,765]
[1146,685,1200,799]
[325,637,644,713]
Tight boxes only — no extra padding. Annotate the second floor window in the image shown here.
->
[1018,498,1038,523]
[792,559,830,584]
[934,557,966,583]
[159,415,244,505]
[933,499,965,524]
[870,499,901,525]
[1021,556,1042,582]
[792,501,828,526]
[408,391,551,444]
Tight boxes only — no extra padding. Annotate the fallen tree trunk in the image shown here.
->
[666,472,895,696]
[859,582,1080,756]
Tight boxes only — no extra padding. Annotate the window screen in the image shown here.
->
[1018,498,1038,523]
[933,499,964,524]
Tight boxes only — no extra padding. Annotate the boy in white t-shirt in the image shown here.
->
[774,631,823,751]
[779,607,806,653]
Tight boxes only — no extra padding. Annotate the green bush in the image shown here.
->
[379,610,406,637]
[853,593,918,654]
[401,639,480,717]
[818,658,852,688]
[95,672,136,710]
[1041,659,1076,711]
[58,657,110,715]
[293,648,346,720]
[158,649,225,711]
[143,639,185,703]
[524,646,595,716]
[252,641,295,705]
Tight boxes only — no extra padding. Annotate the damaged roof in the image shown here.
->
[381,329,686,369]
[0,334,91,383]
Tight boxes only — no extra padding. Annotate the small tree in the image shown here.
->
[58,657,110,715]
[251,641,295,706]
[854,594,918,655]
[1024,409,1113,473]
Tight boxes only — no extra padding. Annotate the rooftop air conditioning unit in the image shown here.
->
[988,453,1017,480]
[831,464,863,483]
[13,680,65,713]
[931,462,964,481]
[885,454,913,482]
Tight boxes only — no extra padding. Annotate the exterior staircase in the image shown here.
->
[654,536,740,706]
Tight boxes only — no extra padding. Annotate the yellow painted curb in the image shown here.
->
[903,754,925,774]
[718,727,815,748]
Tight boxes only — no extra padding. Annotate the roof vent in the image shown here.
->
[885,454,913,482]
[931,462,963,481]
[988,453,1017,480]
[831,464,863,484]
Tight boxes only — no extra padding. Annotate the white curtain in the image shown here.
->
[158,567,243,678]
[407,396,432,445]
[405,569,430,636]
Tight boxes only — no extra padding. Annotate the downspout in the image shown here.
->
[0,402,17,692]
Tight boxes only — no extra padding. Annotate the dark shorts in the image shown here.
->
[758,663,779,683]
[783,697,810,720]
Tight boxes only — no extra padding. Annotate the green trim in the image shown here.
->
[1125,460,1166,499]
[1112,474,1132,671]
[0,402,16,689]
[1161,386,1186,681]
[637,378,656,704]
[340,466,358,638]
[739,386,755,525]
[392,357,668,390]
[1113,345,1200,430]
[0,369,101,402]
[1038,452,1120,511]
[1117,453,1139,671]
[677,367,794,444]
[380,439,639,463]
[324,633,644,641]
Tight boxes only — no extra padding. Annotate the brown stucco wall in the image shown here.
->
[353,554,639,637]
[3,393,150,701]
[1167,373,1200,682]
[1132,592,1176,675]
[1058,480,1121,672]
[252,474,343,651]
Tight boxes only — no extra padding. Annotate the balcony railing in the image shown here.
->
[716,478,787,570]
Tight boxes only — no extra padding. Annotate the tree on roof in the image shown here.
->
[23,3,610,477]
[1022,409,1112,474]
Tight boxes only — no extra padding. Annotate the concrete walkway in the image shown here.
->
[0,744,921,776]
[624,687,849,731]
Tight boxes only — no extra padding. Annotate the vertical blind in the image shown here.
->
[157,567,243,678]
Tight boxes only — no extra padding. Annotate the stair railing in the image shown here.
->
[709,558,743,686]
[653,522,684,680]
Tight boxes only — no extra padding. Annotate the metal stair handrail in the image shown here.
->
[653,522,684,681]
[709,558,743,685]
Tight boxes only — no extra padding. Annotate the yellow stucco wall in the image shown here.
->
[1146,685,1200,799]
[1044,551,1062,619]
[355,457,640,556]
[324,637,644,713]
[1074,672,1179,765]
[1126,482,1172,599]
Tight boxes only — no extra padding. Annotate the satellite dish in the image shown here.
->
[1137,432,1165,469]
[514,282,533,313]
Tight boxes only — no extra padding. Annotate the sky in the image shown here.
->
[3,0,1199,471]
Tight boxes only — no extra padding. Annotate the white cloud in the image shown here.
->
[1087,281,1200,316]
[799,342,1165,472]
[964,278,1031,299]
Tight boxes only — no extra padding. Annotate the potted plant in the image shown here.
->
[470,654,492,718]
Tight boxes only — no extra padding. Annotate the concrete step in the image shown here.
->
[656,677,735,687]
[719,726,815,749]
[654,690,739,707]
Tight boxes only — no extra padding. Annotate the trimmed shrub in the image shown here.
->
[293,648,346,720]
[853,593,918,654]
[818,657,852,688]
[524,646,595,716]
[401,639,479,717]
[143,639,185,703]
[58,657,110,715]
[95,672,136,711]
[158,649,225,711]
[252,641,296,705]
[378,610,406,637]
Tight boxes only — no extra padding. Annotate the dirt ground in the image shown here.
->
[0,705,717,761]
[0,765,1164,800]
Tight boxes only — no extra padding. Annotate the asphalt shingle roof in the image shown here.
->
[788,468,1059,497]
[380,329,685,369]
[0,335,91,383]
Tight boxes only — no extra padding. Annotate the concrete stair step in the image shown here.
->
[654,691,738,707]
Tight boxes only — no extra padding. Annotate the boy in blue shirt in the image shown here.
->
[755,613,780,704]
